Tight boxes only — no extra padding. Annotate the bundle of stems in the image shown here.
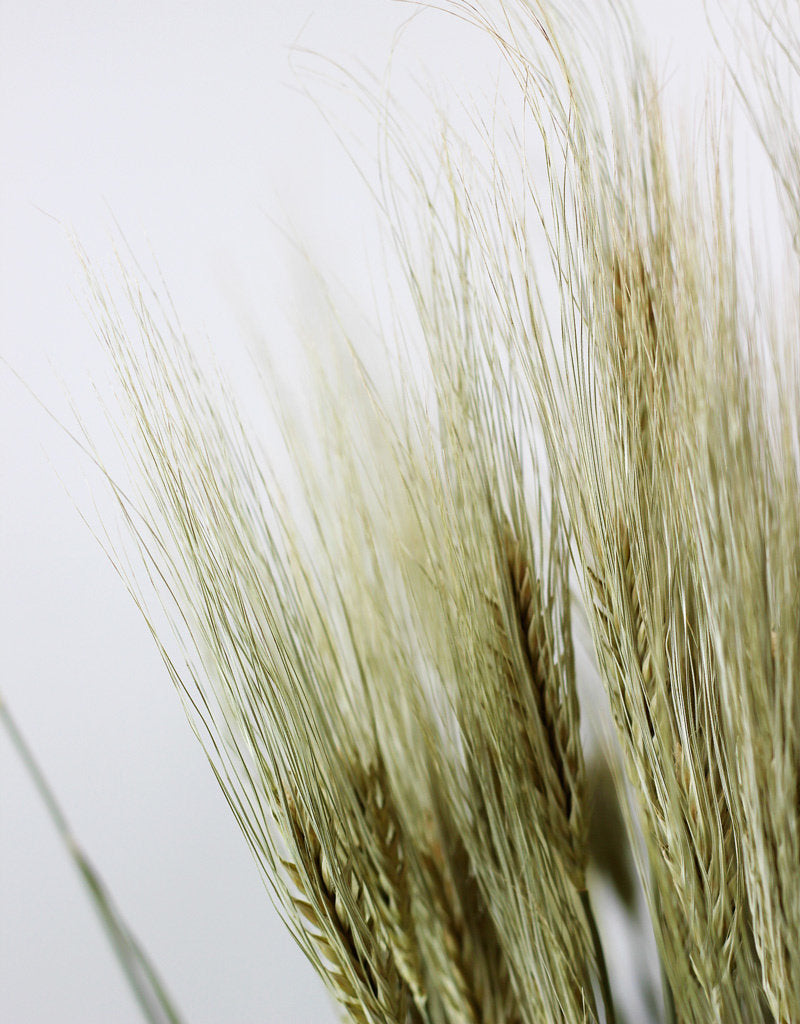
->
[66,1,800,1022]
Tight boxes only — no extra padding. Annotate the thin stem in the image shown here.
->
[0,691,187,1024]
[580,888,617,1024]
[0,692,73,841]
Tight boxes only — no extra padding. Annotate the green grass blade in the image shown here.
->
[0,692,187,1024]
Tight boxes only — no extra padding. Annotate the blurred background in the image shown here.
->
[0,2,728,1021]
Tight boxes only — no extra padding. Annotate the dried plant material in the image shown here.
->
[67,2,800,1023]
[501,522,586,888]
[419,825,521,1024]
[280,791,403,1024]
[355,761,426,1013]
[276,763,422,1024]
[610,250,660,467]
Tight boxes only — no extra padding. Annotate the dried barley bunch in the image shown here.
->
[70,2,800,1024]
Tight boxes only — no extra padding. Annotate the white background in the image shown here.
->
[1,2,731,1021]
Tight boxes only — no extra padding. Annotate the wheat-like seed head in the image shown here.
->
[611,250,659,468]
[353,760,427,1014]
[280,789,407,1024]
[418,826,521,1024]
[277,762,424,1024]
[500,522,586,888]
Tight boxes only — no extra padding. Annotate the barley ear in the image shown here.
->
[418,816,522,1024]
[501,520,587,888]
[277,783,410,1024]
[355,758,427,1015]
